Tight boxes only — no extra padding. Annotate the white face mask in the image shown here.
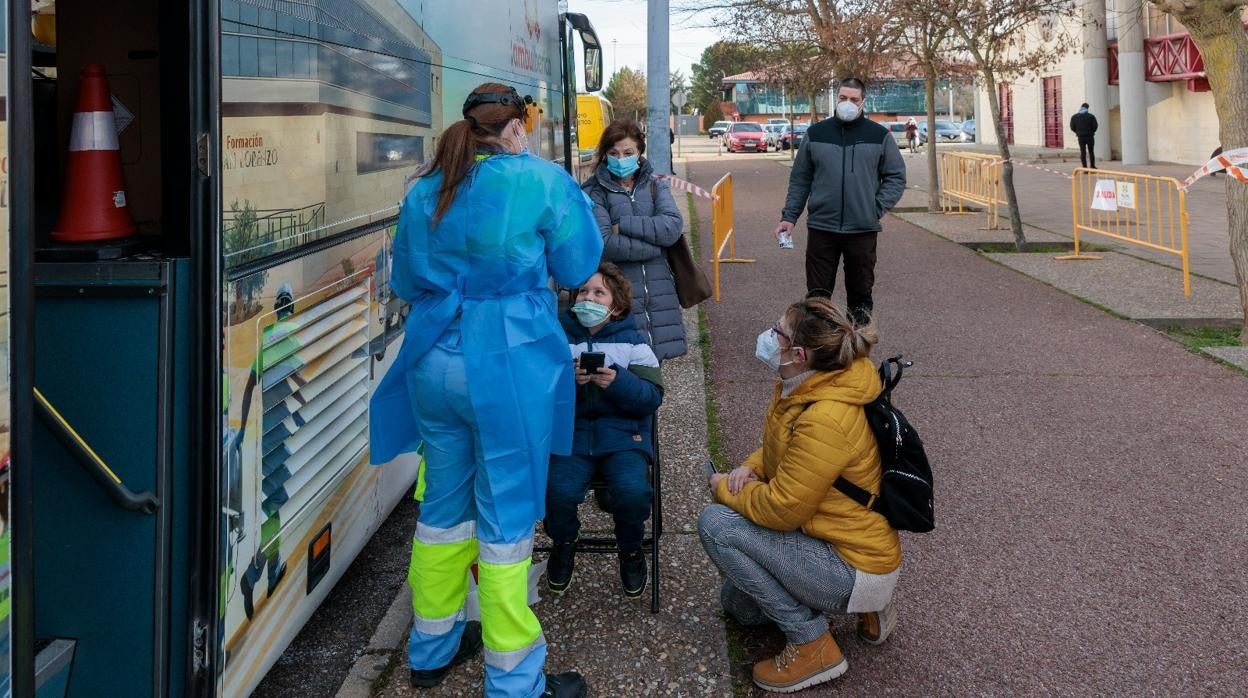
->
[835,100,862,122]
[755,328,798,372]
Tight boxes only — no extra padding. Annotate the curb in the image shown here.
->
[334,587,412,698]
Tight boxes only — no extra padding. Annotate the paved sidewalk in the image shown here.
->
[686,152,1248,694]
[364,159,733,698]
[347,142,1245,696]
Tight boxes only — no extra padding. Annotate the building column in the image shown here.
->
[1082,0,1112,163]
[1117,0,1149,164]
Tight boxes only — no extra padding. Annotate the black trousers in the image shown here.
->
[805,229,878,324]
[1078,136,1096,169]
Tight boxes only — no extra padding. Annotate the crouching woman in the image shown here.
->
[697,296,901,694]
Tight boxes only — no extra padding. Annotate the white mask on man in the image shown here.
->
[835,100,862,122]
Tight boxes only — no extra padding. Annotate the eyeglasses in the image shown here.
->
[771,322,791,343]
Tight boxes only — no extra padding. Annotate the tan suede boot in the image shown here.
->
[857,599,899,645]
[751,631,848,693]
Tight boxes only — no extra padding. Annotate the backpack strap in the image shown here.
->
[833,476,876,510]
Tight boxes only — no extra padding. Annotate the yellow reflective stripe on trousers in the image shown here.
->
[477,557,542,670]
[409,525,477,622]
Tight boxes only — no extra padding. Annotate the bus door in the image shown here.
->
[560,13,603,182]
[8,0,218,696]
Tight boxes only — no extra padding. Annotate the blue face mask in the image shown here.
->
[571,300,612,327]
[606,154,640,178]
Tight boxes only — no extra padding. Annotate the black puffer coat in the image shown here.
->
[582,158,687,359]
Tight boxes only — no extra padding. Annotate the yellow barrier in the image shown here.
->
[939,151,1006,229]
[1064,168,1191,296]
[710,173,754,301]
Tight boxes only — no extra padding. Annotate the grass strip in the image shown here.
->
[1167,325,1242,350]
[686,193,728,472]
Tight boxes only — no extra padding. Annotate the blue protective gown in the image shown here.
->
[370,152,603,535]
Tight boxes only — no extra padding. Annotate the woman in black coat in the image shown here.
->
[582,119,687,359]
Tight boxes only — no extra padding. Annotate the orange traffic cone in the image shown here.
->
[51,64,136,243]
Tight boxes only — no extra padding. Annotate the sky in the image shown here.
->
[566,0,722,90]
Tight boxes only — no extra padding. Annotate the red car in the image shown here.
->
[724,122,768,152]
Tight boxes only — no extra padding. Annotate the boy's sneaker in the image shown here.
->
[547,540,577,594]
[541,671,587,697]
[752,631,848,693]
[409,621,483,688]
[619,549,646,598]
[857,599,898,645]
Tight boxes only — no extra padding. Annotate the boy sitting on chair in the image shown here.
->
[545,262,663,598]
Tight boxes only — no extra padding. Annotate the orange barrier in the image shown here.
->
[1063,168,1191,296]
[710,173,753,301]
[938,151,1005,229]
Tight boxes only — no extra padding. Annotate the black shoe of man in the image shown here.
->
[547,540,577,594]
[409,621,483,688]
[541,671,588,697]
[619,549,647,598]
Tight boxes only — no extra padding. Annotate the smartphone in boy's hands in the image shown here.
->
[579,351,606,374]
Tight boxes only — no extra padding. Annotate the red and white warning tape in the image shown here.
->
[983,158,1074,180]
[656,174,717,200]
[1181,147,1248,189]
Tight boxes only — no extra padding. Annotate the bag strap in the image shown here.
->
[877,355,910,400]
[833,476,875,510]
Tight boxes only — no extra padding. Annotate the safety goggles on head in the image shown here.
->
[463,88,539,132]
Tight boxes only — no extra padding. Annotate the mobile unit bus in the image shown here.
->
[0,1,602,696]
[575,93,613,163]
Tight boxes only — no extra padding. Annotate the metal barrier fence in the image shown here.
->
[1065,168,1191,296]
[710,173,753,301]
[939,151,1006,229]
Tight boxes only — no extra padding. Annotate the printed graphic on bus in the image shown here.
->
[216,1,583,694]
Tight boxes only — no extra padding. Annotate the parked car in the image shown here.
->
[708,120,734,139]
[779,123,809,150]
[960,119,976,142]
[918,120,963,145]
[766,117,791,128]
[724,122,768,152]
[763,123,787,149]
[885,121,909,147]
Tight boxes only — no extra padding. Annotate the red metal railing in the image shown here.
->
[1109,23,1247,92]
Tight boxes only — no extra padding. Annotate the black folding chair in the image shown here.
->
[538,422,663,614]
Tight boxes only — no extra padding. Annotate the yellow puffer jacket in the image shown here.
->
[715,357,901,574]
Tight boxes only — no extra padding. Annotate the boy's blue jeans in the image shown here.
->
[545,450,653,551]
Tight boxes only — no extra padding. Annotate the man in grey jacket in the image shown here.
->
[774,77,906,324]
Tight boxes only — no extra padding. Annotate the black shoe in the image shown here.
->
[541,671,587,697]
[619,549,646,598]
[409,621,483,688]
[547,540,577,594]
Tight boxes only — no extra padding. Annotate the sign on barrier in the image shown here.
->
[1062,167,1191,296]
[710,173,753,301]
[938,151,1007,229]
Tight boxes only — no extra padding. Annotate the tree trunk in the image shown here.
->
[983,69,1027,249]
[925,73,940,212]
[1171,4,1248,342]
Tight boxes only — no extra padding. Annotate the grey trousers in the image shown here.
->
[697,504,856,645]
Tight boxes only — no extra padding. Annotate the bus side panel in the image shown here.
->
[216,1,571,692]
[219,233,419,697]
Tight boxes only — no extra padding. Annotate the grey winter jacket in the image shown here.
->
[582,158,688,360]
[781,115,906,233]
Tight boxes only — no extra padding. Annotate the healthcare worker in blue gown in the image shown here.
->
[370,82,603,698]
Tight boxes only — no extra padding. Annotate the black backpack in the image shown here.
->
[833,356,935,533]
